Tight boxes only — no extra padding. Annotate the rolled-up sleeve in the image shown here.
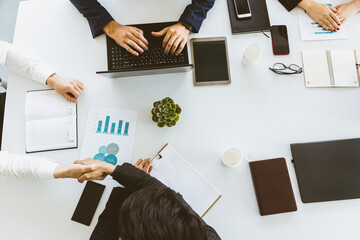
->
[70,0,114,38]
[179,0,216,33]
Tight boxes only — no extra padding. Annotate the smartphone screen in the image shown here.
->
[271,25,290,55]
[234,0,251,18]
[71,181,105,226]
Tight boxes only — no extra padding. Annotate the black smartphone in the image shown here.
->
[71,181,105,226]
[270,25,290,55]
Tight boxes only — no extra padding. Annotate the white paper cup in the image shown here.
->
[241,43,262,66]
[222,147,243,167]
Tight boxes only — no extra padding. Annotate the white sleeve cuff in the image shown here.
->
[37,159,59,179]
[32,66,55,85]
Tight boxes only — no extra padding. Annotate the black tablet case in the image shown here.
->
[291,138,360,203]
[226,0,271,34]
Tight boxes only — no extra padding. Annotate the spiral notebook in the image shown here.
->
[302,50,360,88]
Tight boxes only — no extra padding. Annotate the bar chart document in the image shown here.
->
[298,1,348,41]
[25,90,77,153]
[80,107,138,166]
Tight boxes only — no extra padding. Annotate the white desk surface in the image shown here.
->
[1,0,360,239]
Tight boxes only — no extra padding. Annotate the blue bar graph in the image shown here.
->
[103,116,110,134]
[95,115,130,137]
[96,120,103,133]
[123,122,129,136]
[117,120,123,135]
[110,123,116,135]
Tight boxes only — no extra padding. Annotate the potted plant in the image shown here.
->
[151,97,182,127]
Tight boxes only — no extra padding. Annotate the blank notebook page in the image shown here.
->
[302,50,331,87]
[331,50,358,87]
[302,49,359,87]
[151,145,221,217]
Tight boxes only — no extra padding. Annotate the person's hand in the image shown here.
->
[336,0,360,23]
[46,73,84,104]
[53,162,100,179]
[74,159,116,183]
[151,23,190,56]
[298,0,341,31]
[103,20,148,56]
[134,159,153,174]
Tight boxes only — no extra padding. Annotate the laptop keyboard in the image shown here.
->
[110,45,187,69]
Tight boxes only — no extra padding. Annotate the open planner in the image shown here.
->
[151,144,221,217]
[25,90,77,153]
[302,49,360,88]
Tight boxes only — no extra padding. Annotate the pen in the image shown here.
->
[150,143,168,161]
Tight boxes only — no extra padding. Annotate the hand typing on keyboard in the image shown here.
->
[151,23,190,56]
[103,20,149,56]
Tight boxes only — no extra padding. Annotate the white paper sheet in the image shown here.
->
[79,107,137,167]
[298,1,348,41]
[151,144,221,217]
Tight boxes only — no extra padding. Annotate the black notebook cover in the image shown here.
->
[291,138,360,203]
[226,0,271,34]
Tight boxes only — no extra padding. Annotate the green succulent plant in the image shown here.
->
[151,97,182,128]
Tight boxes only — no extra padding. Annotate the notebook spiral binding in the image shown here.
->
[326,50,335,86]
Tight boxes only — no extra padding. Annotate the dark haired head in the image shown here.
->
[118,186,208,240]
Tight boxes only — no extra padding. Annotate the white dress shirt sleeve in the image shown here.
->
[0,151,59,179]
[0,41,55,85]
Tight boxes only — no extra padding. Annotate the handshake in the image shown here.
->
[53,158,153,182]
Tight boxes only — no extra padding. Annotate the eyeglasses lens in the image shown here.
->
[273,63,286,70]
[289,64,301,71]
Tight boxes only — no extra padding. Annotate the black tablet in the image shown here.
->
[190,37,231,86]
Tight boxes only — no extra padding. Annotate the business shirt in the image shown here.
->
[279,0,302,11]
[0,41,55,85]
[0,151,58,179]
[0,41,58,179]
[70,0,216,37]
[90,163,221,240]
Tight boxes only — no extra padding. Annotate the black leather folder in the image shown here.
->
[226,0,271,34]
[291,138,360,203]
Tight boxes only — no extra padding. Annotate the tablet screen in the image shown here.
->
[192,40,230,84]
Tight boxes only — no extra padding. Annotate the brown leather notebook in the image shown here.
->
[249,158,297,216]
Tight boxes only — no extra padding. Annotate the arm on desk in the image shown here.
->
[69,0,148,56]
[0,41,84,103]
[277,0,341,32]
[179,0,216,33]
[0,41,54,85]
[69,0,114,38]
[335,0,360,23]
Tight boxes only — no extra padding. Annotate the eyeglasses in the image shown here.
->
[269,63,303,75]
